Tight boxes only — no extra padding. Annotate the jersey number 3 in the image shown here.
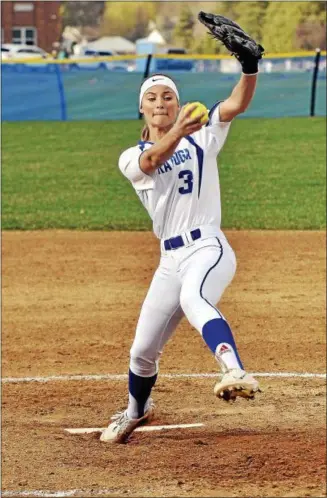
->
[178,170,193,195]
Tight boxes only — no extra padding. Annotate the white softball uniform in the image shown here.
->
[119,102,230,240]
[119,103,237,378]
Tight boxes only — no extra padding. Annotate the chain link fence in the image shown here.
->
[2,52,326,121]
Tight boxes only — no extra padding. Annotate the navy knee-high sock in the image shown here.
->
[128,369,157,418]
[202,318,244,371]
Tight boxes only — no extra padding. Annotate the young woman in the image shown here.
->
[101,70,261,443]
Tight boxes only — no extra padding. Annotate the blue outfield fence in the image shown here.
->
[1,53,326,121]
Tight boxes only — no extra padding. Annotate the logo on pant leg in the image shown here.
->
[217,343,231,355]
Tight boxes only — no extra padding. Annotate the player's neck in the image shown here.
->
[148,124,174,143]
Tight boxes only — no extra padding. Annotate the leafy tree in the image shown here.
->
[233,2,269,42]
[173,6,195,50]
[192,34,223,55]
[193,1,267,54]
[262,1,326,53]
[299,1,326,22]
[213,2,242,23]
[100,2,158,41]
[189,1,326,53]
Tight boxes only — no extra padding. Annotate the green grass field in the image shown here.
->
[2,117,326,230]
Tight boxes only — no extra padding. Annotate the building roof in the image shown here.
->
[147,29,166,45]
[137,29,166,46]
[85,36,136,54]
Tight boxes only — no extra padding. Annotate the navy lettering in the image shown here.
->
[184,149,191,160]
[156,149,192,175]
[178,150,186,162]
[164,162,172,172]
[173,153,181,166]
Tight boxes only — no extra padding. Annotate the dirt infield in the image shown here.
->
[2,230,326,498]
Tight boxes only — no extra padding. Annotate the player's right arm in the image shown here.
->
[140,104,205,175]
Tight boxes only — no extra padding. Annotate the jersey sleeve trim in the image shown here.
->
[206,101,222,127]
[201,101,232,154]
[206,100,232,126]
[138,140,154,152]
[185,135,204,198]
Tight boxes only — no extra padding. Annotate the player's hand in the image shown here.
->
[172,104,206,138]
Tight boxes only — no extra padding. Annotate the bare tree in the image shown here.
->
[296,22,326,50]
[62,1,105,27]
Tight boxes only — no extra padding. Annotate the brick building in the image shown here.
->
[1,1,62,52]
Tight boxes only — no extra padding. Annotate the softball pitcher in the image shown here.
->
[101,13,264,443]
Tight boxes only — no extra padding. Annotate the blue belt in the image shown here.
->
[164,228,201,251]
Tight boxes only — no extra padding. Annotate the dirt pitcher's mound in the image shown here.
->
[2,230,326,497]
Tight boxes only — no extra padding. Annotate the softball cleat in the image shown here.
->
[100,399,155,443]
[214,368,261,402]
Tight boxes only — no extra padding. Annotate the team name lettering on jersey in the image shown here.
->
[158,148,192,175]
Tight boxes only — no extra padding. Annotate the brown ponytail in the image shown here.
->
[141,125,150,141]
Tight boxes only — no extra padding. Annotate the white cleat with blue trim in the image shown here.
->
[214,368,261,402]
[100,400,155,443]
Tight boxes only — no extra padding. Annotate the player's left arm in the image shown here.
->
[219,73,257,122]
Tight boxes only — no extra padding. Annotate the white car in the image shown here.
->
[70,49,133,72]
[1,44,49,60]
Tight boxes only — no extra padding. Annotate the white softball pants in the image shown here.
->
[130,229,237,377]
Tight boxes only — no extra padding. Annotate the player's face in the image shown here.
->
[141,85,179,128]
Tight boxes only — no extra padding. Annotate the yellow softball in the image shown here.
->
[185,101,209,125]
